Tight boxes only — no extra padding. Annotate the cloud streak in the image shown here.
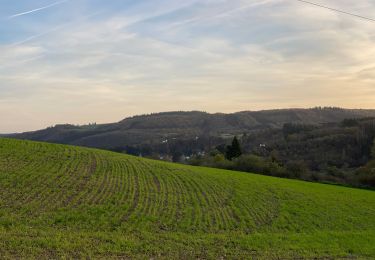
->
[295,0,375,23]
[166,0,281,31]
[8,0,69,19]
[9,11,104,46]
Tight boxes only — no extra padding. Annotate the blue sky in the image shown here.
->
[0,0,375,132]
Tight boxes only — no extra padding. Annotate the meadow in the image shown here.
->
[0,138,374,259]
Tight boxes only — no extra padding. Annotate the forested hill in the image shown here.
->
[8,108,375,151]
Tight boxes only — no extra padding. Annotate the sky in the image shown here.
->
[0,0,375,133]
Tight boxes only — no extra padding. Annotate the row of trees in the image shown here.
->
[355,139,375,187]
[189,136,309,180]
[188,133,375,189]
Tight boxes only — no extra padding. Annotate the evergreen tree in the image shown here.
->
[225,136,242,161]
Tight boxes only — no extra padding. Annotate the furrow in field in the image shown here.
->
[159,168,193,230]
[116,158,133,208]
[133,160,152,219]
[85,154,110,205]
[14,147,78,208]
[138,160,161,217]
[179,170,226,230]
[27,148,83,210]
[164,168,203,230]
[121,162,140,222]
[1,153,52,206]
[138,163,172,227]
[61,152,98,207]
[4,144,66,201]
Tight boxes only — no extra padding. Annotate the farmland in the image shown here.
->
[0,138,374,259]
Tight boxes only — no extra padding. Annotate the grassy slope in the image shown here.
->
[0,138,374,259]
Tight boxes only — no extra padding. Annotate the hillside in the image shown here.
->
[9,108,375,152]
[0,138,374,258]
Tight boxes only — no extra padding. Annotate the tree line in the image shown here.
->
[187,118,375,189]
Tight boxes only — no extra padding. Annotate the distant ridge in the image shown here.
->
[8,107,375,151]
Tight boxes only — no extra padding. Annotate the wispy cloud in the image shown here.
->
[9,11,104,46]
[167,0,279,30]
[8,0,69,19]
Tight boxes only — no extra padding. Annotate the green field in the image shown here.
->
[0,138,374,259]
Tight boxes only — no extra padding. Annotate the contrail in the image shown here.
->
[9,11,104,47]
[8,0,69,19]
[169,0,278,30]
